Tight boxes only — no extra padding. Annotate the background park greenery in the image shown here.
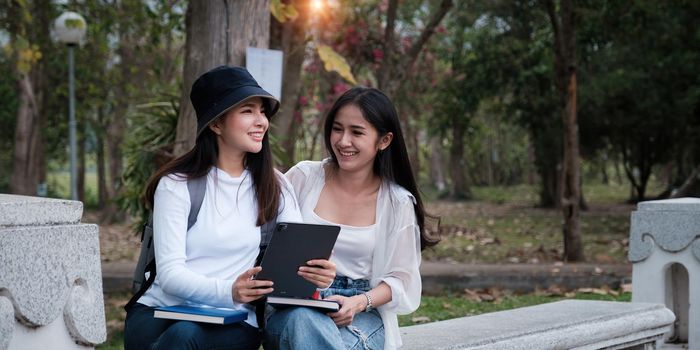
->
[1,0,698,348]
[2,0,698,217]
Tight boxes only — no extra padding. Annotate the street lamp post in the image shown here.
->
[54,12,86,200]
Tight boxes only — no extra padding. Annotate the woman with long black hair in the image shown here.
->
[265,87,438,350]
[123,66,335,350]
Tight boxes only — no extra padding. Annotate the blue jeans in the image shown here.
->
[124,303,261,350]
[264,277,385,350]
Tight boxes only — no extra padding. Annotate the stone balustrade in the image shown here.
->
[0,194,106,349]
[629,197,700,349]
[400,300,674,349]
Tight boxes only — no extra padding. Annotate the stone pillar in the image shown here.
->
[629,197,700,350]
[0,194,106,349]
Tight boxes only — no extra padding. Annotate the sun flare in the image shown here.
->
[311,0,324,13]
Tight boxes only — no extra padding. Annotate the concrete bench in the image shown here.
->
[400,300,674,350]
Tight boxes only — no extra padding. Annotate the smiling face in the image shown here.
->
[330,104,392,174]
[209,97,269,158]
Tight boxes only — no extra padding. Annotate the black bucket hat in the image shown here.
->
[190,65,280,137]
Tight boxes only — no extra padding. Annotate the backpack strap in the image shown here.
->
[125,175,207,311]
[256,219,276,264]
[253,216,278,331]
[187,175,207,229]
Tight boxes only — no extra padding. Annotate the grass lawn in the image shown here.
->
[421,180,666,265]
[398,290,631,327]
[422,202,631,264]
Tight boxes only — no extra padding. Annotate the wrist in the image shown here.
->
[354,295,368,313]
[362,292,373,312]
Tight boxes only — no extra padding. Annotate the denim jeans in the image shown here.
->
[124,303,261,350]
[264,276,385,350]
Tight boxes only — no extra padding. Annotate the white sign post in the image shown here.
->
[246,47,284,102]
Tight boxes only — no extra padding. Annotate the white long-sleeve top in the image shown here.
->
[286,160,422,350]
[138,167,302,327]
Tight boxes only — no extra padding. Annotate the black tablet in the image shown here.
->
[255,222,340,298]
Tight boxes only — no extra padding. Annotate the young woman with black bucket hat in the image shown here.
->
[123,66,336,350]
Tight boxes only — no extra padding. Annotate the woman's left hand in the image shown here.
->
[324,295,366,326]
[298,258,336,289]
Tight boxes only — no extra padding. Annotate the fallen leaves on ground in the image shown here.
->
[577,285,619,296]
[411,316,432,324]
[83,211,140,263]
[463,288,503,303]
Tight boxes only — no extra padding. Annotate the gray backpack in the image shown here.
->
[125,175,276,313]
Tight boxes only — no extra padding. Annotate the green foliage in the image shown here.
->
[316,44,357,85]
[269,132,291,168]
[269,0,299,23]
[577,0,700,199]
[119,98,179,231]
[45,169,100,207]
[64,18,85,29]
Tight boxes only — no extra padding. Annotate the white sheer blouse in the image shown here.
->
[286,160,422,350]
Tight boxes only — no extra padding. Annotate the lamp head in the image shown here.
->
[54,12,87,46]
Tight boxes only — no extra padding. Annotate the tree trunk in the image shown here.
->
[102,108,126,222]
[620,148,651,202]
[429,135,446,192]
[96,113,108,208]
[546,0,583,262]
[10,72,43,196]
[174,0,271,157]
[409,119,421,179]
[9,0,49,197]
[672,163,700,198]
[579,178,588,211]
[530,126,561,208]
[538,160,560,207]
[270,0,310,169]
[613,154,623,183]
[600,157,609,184]
[527,140,536,185]
[397,106,421,180]
[377,0,399,93]
[101,25,133,222]
[450,116,471,199]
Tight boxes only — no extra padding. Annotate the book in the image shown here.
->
[267,296,340,312]
[153,305,247,325]
[255,222,341,312]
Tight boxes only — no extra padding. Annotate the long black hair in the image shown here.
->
[144,116,280,226]
[323,87,439,249]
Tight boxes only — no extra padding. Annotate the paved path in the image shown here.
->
[102,260,631,294]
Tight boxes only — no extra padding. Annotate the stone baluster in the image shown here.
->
[629,197,700,350]
[0,194,106,349]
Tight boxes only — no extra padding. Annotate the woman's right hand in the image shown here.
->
[232,266,273,303]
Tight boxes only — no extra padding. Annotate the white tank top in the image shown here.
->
[303,206,376,280]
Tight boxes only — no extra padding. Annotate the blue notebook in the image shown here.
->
[154,305,247,325]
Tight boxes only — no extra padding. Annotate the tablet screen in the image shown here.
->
[255,222,340,298]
